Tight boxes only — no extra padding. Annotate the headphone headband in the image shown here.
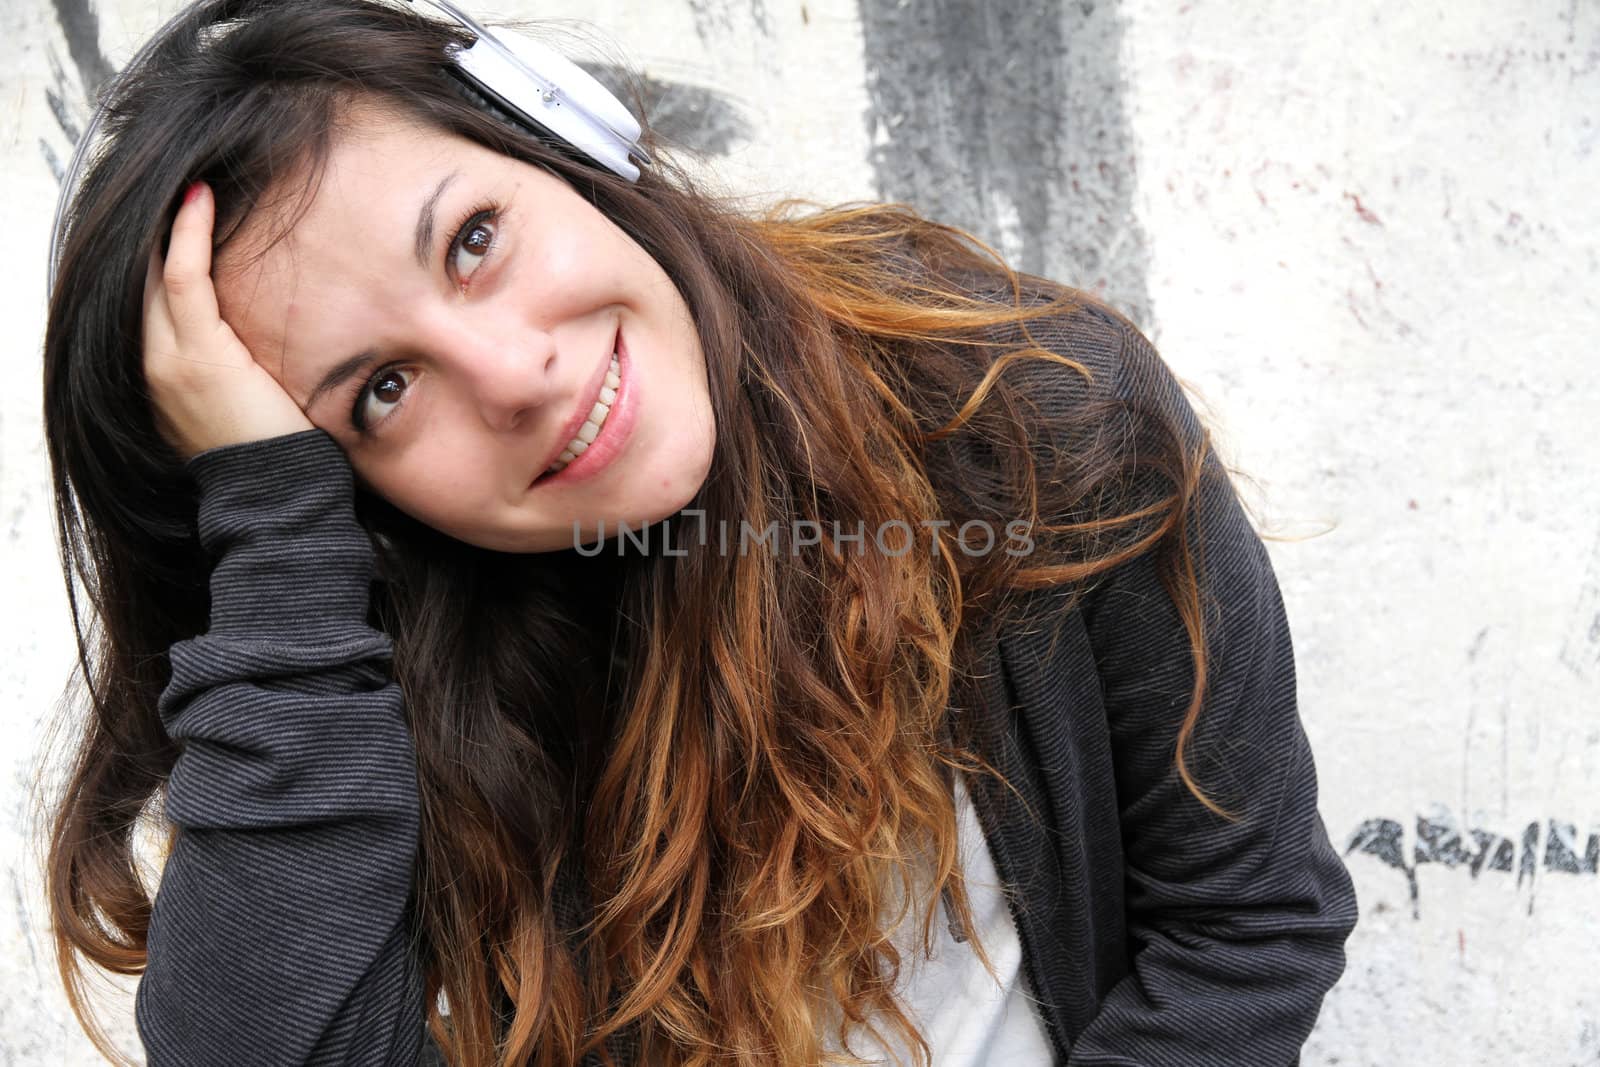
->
[46,0,652,300]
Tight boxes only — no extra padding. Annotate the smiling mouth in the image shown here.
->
[540,352,621,478]
[529,329,625,487]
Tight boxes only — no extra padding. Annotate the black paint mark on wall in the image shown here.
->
[41,0,115,183]
[857,0,1152,326]
[51,0,114,99]
[591,66,754,159]
[1346,814,1598,919]
[1346,819,1420,912]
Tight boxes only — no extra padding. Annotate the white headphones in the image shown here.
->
[46,0,653,299]
[423,0,649,181]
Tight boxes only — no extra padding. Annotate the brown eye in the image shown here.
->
[450,211,497,284]
[373,371,406,402]
[354,366,414,431]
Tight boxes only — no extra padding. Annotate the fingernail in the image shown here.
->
[183,181,205,205]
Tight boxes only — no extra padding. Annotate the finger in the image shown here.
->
[140,246,187,453]
[161,181,223,338]
[142,243,177,355]
[143,243,169,328]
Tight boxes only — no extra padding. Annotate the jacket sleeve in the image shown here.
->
[136,428,427,1066]
[1066,318,1358,1066]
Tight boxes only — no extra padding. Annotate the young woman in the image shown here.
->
[39,1,1358,1064]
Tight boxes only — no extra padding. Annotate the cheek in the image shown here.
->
[360,446,495,529]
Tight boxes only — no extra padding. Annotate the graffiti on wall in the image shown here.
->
[857,0,1153,326]
[1346,813,1599,919]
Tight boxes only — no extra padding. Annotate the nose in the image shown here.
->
[423,312,560,433]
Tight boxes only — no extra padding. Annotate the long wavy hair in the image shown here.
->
[37,1,1229,1064]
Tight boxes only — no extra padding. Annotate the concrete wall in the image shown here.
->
[3,0,1595,1062]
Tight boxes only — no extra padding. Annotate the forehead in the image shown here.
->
[217,106,461,278]
[210,107,486,376]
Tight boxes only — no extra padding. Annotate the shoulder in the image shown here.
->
[976,285,1201,444]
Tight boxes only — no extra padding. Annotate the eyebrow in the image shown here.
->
[303,349,379,413]
[414,171,460,269]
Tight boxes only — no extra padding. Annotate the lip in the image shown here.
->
[529,323,635,488]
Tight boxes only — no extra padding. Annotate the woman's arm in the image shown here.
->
[137,428,426,1065]
[1067,317,1358,1065]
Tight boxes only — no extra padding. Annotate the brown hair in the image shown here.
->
[38,2,1227,1064]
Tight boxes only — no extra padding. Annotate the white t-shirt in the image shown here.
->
[822,776,1056,1066]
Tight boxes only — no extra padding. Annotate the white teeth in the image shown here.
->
[543,354,621,477]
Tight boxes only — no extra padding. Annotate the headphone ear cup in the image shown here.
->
[445,72,587,177]
[495,32,641,144]
[449,29,642,180]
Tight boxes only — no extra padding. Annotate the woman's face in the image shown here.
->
[213,105,716,553]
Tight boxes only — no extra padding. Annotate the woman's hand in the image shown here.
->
[142,181,315,461]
